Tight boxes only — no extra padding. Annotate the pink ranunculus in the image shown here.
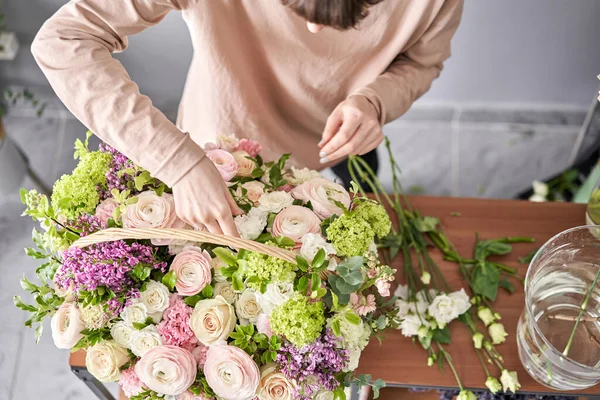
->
[236,138,263,157]
[291,178,351,219]
[51,302,85,349]
[204,342,260,400]
[206,149,238,181]
[271,205,321,246]
[375,279,391,297]
[169,247,212,296]
[119,366,146,398]
[350,293,377,316]
[191,344,209,369]
[256,314,274,338]
[135,345,197,396]
[95,198,119,224]
[122,191,185,246]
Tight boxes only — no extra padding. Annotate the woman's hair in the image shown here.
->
[281,0,384,30]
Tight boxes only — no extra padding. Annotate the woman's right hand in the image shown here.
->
[172,157,243,237]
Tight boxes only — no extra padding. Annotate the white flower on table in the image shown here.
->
[489,322,508,344]
[427,289,471,329]
[500,369,521,393]
[399,314,423,337]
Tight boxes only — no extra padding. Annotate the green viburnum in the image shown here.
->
[270,294,325,348]
[353,201,392,239]
[326,213,375,257]
[51,151,112,218]
[241,250,296,290]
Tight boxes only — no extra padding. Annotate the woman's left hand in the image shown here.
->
[318,95,384,164]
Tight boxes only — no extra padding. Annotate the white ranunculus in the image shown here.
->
[399,314,422,337]
[258,191,294,213]
[130,325,164,357]
[213,281,238,304]
[110,321,136,349]
[256,282,295,315]
[288,167,322,186]
[51,302,85,349]
[140,280,170,315]
[86,341,129,382]
[235,289,262,325]
[121,302,149,326]
[235,207,268,240]
[343,347,362,372]
[329,314,371,350]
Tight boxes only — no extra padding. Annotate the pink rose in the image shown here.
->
[169,247,212,296]
[271,205,321,246]
[119,366,146,398]
[95,198,118,224]
[122,191,186,246]
[206,149,238,181]
[205,342,260,400]
[232,150,256,178]
[191,344,209,369]
[51,302,85,349]
[236,138,262,157]
[135,345,197,396]
[291,178,351,219]
[256,314,274,338]
[375,279,391,297]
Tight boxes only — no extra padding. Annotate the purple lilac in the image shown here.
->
[276,330,349,400]
[99,143,137,198]
[69,214,106,236]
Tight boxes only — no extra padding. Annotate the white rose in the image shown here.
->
[300,233,336,262]
[121,302,149,326]
[110,321,136,349]
[235,207,268,240]
[288,167,323,186]
[130,325,164,357]
[86,340,129,382]
[140,280,171,315]
[235,289,262,325]
[190,296,237,346]
[258,363,295,400]
[256,282,295,315]
[448,289,471,316]
[343,347,362,372]
[329,315,371,350]
[258,191,294,213]
[399,314,422,337]
[427,293,464,328]
[51,302,85,349]
[214,281,238,304]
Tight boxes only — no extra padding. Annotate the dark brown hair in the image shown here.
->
[281,0,384,30]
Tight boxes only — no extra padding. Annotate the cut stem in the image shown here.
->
[438,343,464,391]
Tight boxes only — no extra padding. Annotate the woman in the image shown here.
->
[32,0,463,237]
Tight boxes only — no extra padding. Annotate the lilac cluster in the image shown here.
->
[69,214,106,236]
[55,240,167,313]
[99,143,137,198]
[276,330,349,399]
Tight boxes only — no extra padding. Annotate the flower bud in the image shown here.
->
[477,307,495,327]
[472,332,484,349]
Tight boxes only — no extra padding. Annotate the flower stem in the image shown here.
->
[475,348,491,377]
[438,343,463,390]
[563,266,600,357]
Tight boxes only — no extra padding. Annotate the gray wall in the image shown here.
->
[2,0,600,111]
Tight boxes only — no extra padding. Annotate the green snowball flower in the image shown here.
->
[270,294,325,348]
[326,213,375,257]
[74,151,112,186]
[242,250,296,289]
[353,201,392,239]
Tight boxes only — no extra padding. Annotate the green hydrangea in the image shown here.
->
[354,201,392,239]
[51,151,112,219]
[242,250,296,289]
[326,213,374,257]
[270,294,325,348]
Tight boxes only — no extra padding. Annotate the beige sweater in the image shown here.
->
[32,0,463,187]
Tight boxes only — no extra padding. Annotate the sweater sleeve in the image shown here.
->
[31,0,203,187]
[352,0,464,125]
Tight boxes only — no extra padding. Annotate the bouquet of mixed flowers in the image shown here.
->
[15,132,399,400]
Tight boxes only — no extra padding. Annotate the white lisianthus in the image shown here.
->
[235,289,262,325]
[486,377,502,394]
[86,341,129,382]
[457,390,477,400]
[110,321,136,349]
[472,332,484,349]
[299,233,337,269]
[213,281,238,304]
[395,299,415,319]
[130,325,164,357]
[256,282,295,315]
[399,314,422,337]
[328,314,371,350]
[234,207,268,240]
[427,290,470,329]
[489,323,508,344]
[394,284,409,301]
[288,167,322,186]
[140,280,170,315]
[258,191,294,213]
[343,347,362,372]
[121,302,149,326]
[421,272,431,285]
[529,180,549,202]
[448,289,471,315]
[478,307,496,326]
[415,289,436,314]
[500,370,521,393]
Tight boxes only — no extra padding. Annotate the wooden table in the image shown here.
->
[70,196,592,399]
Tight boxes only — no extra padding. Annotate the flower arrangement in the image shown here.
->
[15,132,398,400]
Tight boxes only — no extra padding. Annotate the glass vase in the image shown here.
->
[517,226,600,390]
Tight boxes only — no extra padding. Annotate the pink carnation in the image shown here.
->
[191,344,209,369]
[236,138,262,157]
[95,198,118,225]
[157,295,198,351]
[119,366,146,398]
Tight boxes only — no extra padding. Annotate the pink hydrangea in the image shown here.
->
[119,366,146,398]
[191,344,209,370]
[236,138,262,157]
[157,295,198,351]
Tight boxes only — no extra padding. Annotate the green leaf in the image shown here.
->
[162,271,177,291]
[134,171,152,191]
[213,247,238,266]
[518,248,539,264]
[13,296,37,312]
[132,264,152,282]
[499,278,515,294]
[184,295,203,307]
[274,236,295,248]
[25,247,46,259]
[296,256,310,272]
[20,277,39,293]
[414,216,439,233]
[201,285,213,298]
[232,273,244,292]
[256,232,274,243]
[474,240,512,261]
[132,322,147,330]
[432,326,451,344]
[471,262,501,301]
[333,386,347,400]
[372,379,386,399]
[311,273,321,291]
[314,287,327,298]
[376,315,387,330]
[35,324,44,343]
[331,319,342,336]
[345,310,362,325]
[20,188,28,204]
[312,248,326,268]
[297,276,309,292]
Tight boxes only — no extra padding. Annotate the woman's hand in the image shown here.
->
[318,95,384,164]
[172,157,243,237]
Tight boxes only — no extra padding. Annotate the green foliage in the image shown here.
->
[267,154,291,189]
[471,261,501,301]
[229,324,282,364]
